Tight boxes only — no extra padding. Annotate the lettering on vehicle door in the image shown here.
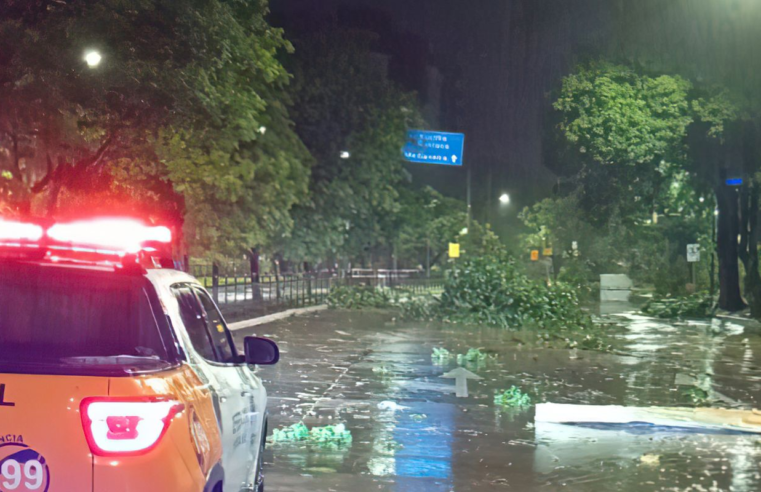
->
[0,385,16,407]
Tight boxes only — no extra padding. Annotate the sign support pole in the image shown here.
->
[426,237,430,278]
[466,167,472,231]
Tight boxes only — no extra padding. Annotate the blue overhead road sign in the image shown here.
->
[402,130,465,166]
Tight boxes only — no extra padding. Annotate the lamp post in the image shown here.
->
[84,50,102,68]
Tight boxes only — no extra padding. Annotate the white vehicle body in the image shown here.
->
[147,269,269,492]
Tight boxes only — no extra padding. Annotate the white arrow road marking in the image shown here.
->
[441,367,482,397]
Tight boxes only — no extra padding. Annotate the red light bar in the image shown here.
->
[47,218,171,255]
[0,219,44,242]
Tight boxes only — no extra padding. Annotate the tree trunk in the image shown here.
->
[741,187,761,317]
[739,127,761,317]
[715,184,746,311]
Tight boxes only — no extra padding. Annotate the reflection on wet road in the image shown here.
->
[234,305,761,491]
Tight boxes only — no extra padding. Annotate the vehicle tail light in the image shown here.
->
[80,397,185,456]
[0,219,44,242]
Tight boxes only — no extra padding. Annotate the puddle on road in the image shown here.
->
[245,306,761,491]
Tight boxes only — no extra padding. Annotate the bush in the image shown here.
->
[328,285,442,315]
[558,259,597,301]
[327,285,397,309]
[438,253,591,330]
[651,256,690,297]
[398,295,439,320]
[641,292,714,319]
[327,254,596,345]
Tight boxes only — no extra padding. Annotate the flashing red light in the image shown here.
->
[47,218,172,254]
[0,219,44,242]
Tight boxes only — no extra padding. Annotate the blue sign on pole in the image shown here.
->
[402,130,465,166]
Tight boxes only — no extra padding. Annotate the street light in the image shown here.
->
[340,151,350,159]
[84,50,102,68]
[499,193,510,205]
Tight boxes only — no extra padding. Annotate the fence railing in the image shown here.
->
[208,275,339,308]
[342,274,445,294]
[191,265,444,314]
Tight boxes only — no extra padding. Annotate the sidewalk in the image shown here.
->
[715,311,761,332]
[227,304,327,331]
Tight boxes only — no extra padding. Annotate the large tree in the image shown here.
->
[554,62,747,310]
[278,29,424,267]
[602,0,761,313]
[395,186,466,270]
[0,0,309,256]
[553,63,693,220]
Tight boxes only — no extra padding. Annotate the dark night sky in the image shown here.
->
[270,0,761,225]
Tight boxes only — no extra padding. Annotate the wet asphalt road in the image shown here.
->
[233,307,761,492]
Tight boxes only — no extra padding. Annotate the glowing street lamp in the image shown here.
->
[499,193,510,205]
[84,50,102,68]
[340,151,350,159]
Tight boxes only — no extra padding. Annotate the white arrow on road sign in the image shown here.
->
[451,155,458,164]
[441,367,482,397]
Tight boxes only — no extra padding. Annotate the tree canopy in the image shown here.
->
[555,63,693,167]
[278,29,428,266]
[0,0,310,255]
[552,63,741,223]
[542,60,758,310]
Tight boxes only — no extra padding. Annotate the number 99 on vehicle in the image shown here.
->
[0,444,49,492]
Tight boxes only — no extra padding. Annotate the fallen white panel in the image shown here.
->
[600,289,631,302]
[533,421,759,474]
[536,403,761,434]
[600,274,633,290]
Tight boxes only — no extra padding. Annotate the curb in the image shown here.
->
[228,305,328,332]
[715,313,761,330]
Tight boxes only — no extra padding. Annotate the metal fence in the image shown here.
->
[342,274,445,295]
[208,274,338,308]
[189,263,444,313]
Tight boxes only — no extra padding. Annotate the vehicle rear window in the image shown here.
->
[0,262,172,373]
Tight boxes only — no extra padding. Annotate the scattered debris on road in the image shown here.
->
[270,422,353,445]
[432,347,453,362]
[494,386,532,408]
[457,348,488,364]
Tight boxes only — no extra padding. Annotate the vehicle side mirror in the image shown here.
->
[243,337,279,365]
